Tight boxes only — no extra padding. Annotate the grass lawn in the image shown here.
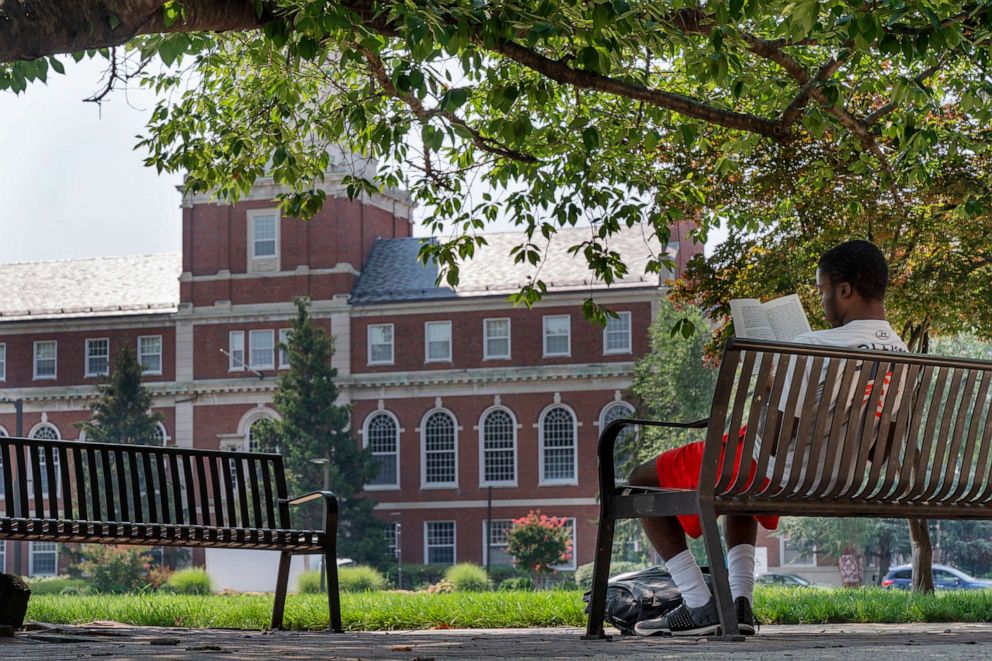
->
[24,587,992,631]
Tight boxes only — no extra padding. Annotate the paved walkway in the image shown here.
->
[1,622,990,660]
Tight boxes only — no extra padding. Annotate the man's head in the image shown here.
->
[816,240,889,327]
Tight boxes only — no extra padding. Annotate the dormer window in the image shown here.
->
[248,209,280,272]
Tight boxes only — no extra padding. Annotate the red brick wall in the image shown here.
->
[0,325,175,388]
[351,301,652,374]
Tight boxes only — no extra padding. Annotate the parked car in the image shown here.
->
[881,564,992,590]
[756,572,814,587]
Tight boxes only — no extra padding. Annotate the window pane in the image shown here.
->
[253,216,277,257]
[485,519,514,566]
[35,341,56,377]
[483,409,516,483]
[367,414,398,486]
[602,403,636,481]
[279,329,291,368]
[0,343,6,380]
[139,336,163,373]
[605,312,631,352]
[484,319,510,358]
[426,522,455,565]
[250,330,274,368]
[229,332,245,370]
[369,325,394,363]
[544,317,570,355]
[424,412,456,484]
[87,339,110,376]
[542,407,575,481]
[30,541,57,576]
[426,322,451,361]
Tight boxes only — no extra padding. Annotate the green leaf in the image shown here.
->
[48,57,65,75]
[108,14,121,31]
[582,126,601,151]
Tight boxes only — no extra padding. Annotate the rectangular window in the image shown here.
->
[483,318,511,360]
[228,331,245,371]
[482,519,515,567]
[384,523,398,557]
[29,541,57,577]
[33,340,57,379]
[249,330,275,369]
[425,521,456,565]
[278,329,291,369]
[781,538,816,567]
[424,321,452,362]
[251,213,278,258]
[85,338,110,377]
[543,315,571,357]
[0,343,5,381]
[138,336,163,374]
[603,311,632,354]
[552,518,577,571]
[368,324,394,365]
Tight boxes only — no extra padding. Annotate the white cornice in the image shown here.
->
[181,263,360,283]
[176,297,352,323]
[373,497,598,510]
[346,362,635,391]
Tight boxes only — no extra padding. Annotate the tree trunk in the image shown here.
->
[0,0,263,62]
[909,518,934,593]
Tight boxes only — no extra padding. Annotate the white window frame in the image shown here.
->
[483,318,511,360]
[478,406,518,487]
[424,321,453,363]
[481,519,515,567]
[137,335,163,375]
[29,541,58,577]
[153,422,169,447]
[551,518,578,571]
[538,403,579,486]
[599,401,636,482]
[85,337,110,377]
[363,411,400,491]
[780,537,818,567]
[424,520,457,565]
[603,311,633,355]
[542,315,572,357]
[249,329,275,370]
[33,340,57,380]
[247,208,281,271]
[0,342,6,381]
[278,328,291,369]
[420,408,458,489]
[367,324,395,366]
[28,423,61,498]
[228,331,245,372]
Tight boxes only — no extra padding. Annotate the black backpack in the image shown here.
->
[582,566,714,635]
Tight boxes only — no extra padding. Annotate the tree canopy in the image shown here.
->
[4,1,992,311]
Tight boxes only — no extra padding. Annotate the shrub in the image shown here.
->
[164,568,213,595]
[338,565,387,592]
[427,580,455,593]
[498,576,533,591]
[297,570,324,594]
[146,566,174,590]
[506,511,572,581]
[443,563,490,591]
[394,564,447,590]
[78,545,153,594]
[28,577,90,595]
[574,561,645,591]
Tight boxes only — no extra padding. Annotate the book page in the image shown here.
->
[729,298,776,340]
[762,294,812,341]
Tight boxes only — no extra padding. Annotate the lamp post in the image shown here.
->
[310,458,331,592]
[390,512,403,590]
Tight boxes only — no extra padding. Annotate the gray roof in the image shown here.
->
[351,224,671,304]
[0,253,181,322]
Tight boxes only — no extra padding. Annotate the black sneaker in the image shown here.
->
[735,596,757,636]
[634,598,721,637]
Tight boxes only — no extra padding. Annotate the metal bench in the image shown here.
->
[585,337,992,640]
[0,436,341,631]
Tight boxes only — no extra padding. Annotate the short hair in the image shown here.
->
[818,240,889,301]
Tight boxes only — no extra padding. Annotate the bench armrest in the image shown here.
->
[280,491,339,536]
[597,418,709,494]
[281,490,338,507]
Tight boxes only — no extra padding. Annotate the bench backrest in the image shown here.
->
[701,338,992,511]
[0,437,292,530]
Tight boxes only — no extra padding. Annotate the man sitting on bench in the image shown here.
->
[628,239,908,637]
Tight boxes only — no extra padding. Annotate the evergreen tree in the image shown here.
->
[255,297,386,566]
[77,346,162,444]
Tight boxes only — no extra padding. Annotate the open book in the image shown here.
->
[730,294,812,342]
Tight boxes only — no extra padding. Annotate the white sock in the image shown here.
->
[664,549,711,609]
[727,544,756,605]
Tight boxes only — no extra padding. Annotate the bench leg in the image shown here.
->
[699,505,744,642]
[325,549,343,633]
[582,502,615,640]
[271,551,292,631]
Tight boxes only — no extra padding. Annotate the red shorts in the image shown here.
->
[655,429,780,539]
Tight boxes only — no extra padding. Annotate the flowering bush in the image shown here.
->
[505,511,572,583]
[77,545,153,594]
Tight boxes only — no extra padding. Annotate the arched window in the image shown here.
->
[600,402,636,481]
[152,423,169,447]
[365,412,399,488]
[421,410,457,487]
[236,408,278,453]
[30,423,60,497]
[480,408,516,486]
[540,406,577,485]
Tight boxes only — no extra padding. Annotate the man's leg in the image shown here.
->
[628,459,710,609]
[724,515,757,605]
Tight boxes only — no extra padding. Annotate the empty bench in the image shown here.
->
[586,337,992,639]
[0,436,341,631]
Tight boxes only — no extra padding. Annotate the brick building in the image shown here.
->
[0,165,709,579]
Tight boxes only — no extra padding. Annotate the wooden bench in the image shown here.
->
[585,337,992,640]
[0,436,341,631]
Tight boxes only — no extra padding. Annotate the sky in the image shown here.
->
[0,57,725,266]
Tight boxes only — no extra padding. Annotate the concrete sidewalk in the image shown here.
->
[1,621,990,660]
